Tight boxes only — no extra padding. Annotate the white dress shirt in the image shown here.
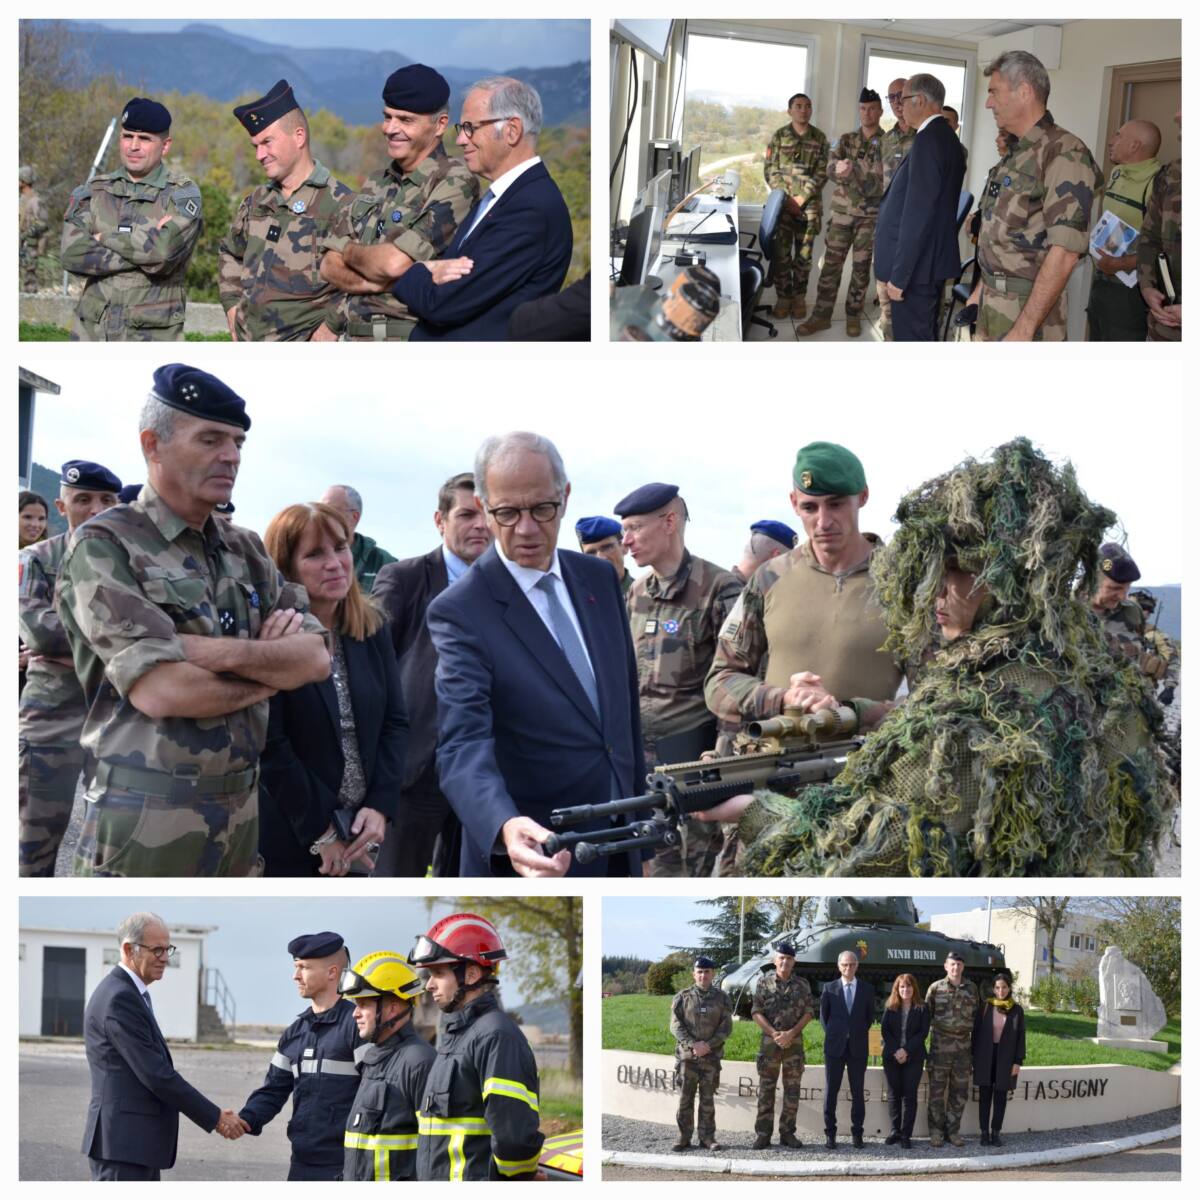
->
[119,962,151,1001]
[917,112,945,134]
[495,543,595,675]
[461,155,542,240]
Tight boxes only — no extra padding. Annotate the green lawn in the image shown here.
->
[602,995,1181,1071]
[538,1067,582,1134]
[19,322,231,341]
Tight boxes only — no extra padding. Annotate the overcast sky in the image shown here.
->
[87,20,590,71]
[20,357,1182,585]
[19,896,535,1024]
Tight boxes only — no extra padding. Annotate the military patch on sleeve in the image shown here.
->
[183,198,199,217]
[266,225,281,242]
[218,609,237,635]
[719,595,745,641]
[118,225,133,234]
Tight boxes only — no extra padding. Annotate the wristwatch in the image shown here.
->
[310,829,338,855]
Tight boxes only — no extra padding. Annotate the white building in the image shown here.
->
[929,906,1105,991]
[19,925,214,1041]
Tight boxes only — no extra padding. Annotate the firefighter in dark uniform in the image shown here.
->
[237,932,363,1180]
[338,949,435,1181]
[409,912,544,1181]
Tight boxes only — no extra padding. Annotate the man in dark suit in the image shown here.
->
[82,912,243,1179]
[389,77,573,340]
[426,431,645,878]
[873,73,966,340]
[370,471,493,876]
[819,949,875,1149]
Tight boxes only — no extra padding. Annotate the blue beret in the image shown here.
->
[117,483,142,505]
[694,956,715,970]
[751,519,796,548]
[1099,542,1141,583]
[774,942,796,957]
[152,364,251,431]
[233,79,299,136]
[575,515,622,544]
[121,97,171,134]
[613,482,679,517]
[382,64,451,114]
[60,460,122,493]
[288,932,346,960]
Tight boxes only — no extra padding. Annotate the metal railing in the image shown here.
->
[203,967,237,1038]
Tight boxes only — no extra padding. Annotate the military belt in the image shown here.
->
[95,760,259,801]
[980,267,1034,298]
[348,315,413,340]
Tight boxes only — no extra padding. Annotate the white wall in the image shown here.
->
[19,928,203,1041]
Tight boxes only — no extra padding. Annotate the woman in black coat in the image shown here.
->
[261,503,408,877]
[972,971,1026,1145]
[881,973,930,1148]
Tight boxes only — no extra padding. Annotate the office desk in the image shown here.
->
[656,195,742,341]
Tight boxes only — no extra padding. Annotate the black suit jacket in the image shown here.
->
[507,271,591,340]
[392,161,573,341]
[371,546,450,795]
[260,623,408,874]
[873,115,966,290]
[81,967,220,1168]
[972,1002,1026,1086]
[881,1004,931,1065]
[426,544,645,876]
[820,977,875,1062]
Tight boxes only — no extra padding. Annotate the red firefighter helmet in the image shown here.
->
[409,912,507,970]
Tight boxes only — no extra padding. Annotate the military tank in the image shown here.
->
[719,897,1006,1017]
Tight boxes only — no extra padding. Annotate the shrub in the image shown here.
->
[1029,972,1069,1013]
[646,953,690,996]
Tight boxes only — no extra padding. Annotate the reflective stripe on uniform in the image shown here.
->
[493,1150,542,1177]
[269,1052,291,1072]
[343,1131,418,1150]
[298,1057,358,1076]
[449,1132,467,1182]
[482,1076,539,1112]
[417,1113,490,1136]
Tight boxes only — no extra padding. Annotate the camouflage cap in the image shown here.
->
[288,931,346,959]
[1099,542,1141,583]
[382,64,451,114]
[792,442,866,495]
[117,483,143,505]
[121,97,171,134]
[151,364,251,431]
[60,460,122,492]
[233,79,299,136]
[694,956,716,970]
[751,519,797,548]
[575,515,621,544]
[614,482,680,517]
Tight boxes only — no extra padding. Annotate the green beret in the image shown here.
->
[792,442,866,495]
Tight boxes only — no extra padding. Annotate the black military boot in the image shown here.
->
[671,1137,692,1152]
[752,1134,771,1150]
[779,1131,802,1149]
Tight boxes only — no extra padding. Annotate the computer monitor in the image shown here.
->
[641,168,673,219]
[683,145,701,194]
[618,204,664,289]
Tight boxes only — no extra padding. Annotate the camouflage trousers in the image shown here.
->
[677,1056,722,1142]
[20,245,41,291]
[773,210,821,298]
[73,783,260,877]
[926,1050,972,1136]
[755,1047,805,1136]
[812,216,877,320]
[18,737,86,877]
[875,281,893,340]
[975,281,1067,341]
[1146,315,1182,342]
[650,816,723,878]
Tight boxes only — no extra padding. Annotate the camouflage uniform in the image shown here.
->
[670,983,733,1145]
[18,533,88,876]
[55,483,325,877]
[764,123,829,300]
[975,111,1103,341]
[322,144,478,341]
[925,976,980,1140]
[628,551,742,878]
[218,160,353,341]
[61,162,202,341]
[19,184,48,290]
[875,125,916,338]
[1136,157,1181,343]
[812,128,884,321]
[752,971,813,1138]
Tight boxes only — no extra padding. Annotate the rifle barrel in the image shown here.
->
[549,792,654,828]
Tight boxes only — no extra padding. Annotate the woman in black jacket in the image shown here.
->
[972,971,1026,1145]
[261,502,408,877]
[881,973,930,1149]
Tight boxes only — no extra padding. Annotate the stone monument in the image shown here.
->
[1090,945,1169,1053]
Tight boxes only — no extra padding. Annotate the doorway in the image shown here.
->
[1103,59,1181,174]
[42,946,86,1037]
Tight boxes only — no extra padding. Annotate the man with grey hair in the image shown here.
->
[56,364,330,878]
[819,949,874,1149]
[82,911,245,1177]
[319,484,397,593]
[389,76,574,340]
[966,49,1103,340]
[873,74,965,340]
[426,431,645,877]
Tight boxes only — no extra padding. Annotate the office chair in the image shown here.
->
[740,187,786,338]
[940,189,977,340]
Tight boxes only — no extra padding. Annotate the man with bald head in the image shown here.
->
[319,484,397,593]
[1088,118,1163,341]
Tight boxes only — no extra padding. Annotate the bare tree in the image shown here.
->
[1006,897,1075,977]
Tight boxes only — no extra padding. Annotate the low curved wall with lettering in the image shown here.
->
[604,1051,1179,1135]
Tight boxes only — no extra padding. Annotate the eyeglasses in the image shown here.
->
[486,501,562,527]
[135,943,177,960]
[887,91,904,102]
[899,95,917,104]
[454,117,511,140]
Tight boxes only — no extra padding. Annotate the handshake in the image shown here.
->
[215,1109,252,1140]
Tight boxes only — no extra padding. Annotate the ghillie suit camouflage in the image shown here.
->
[738,438,1173,877]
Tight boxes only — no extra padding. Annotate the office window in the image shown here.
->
[103,948,119,966]
[864,44,968,139]
[682,29,812,206]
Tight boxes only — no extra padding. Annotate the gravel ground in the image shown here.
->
[602,1105,1181,1165]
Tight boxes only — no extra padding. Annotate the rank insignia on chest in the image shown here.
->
[1003,176,1011,188]
[249,589,260,608]
[644,619,658,635]
[266,225,282,242]
[988,180,1001,198]
[375,219,386,238]
[118,224,133,234]
[391,209,404,223]
[662,619,680,634]
[219,609,237,634]
[292,199,307,214]
[700,1007,708,1014]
